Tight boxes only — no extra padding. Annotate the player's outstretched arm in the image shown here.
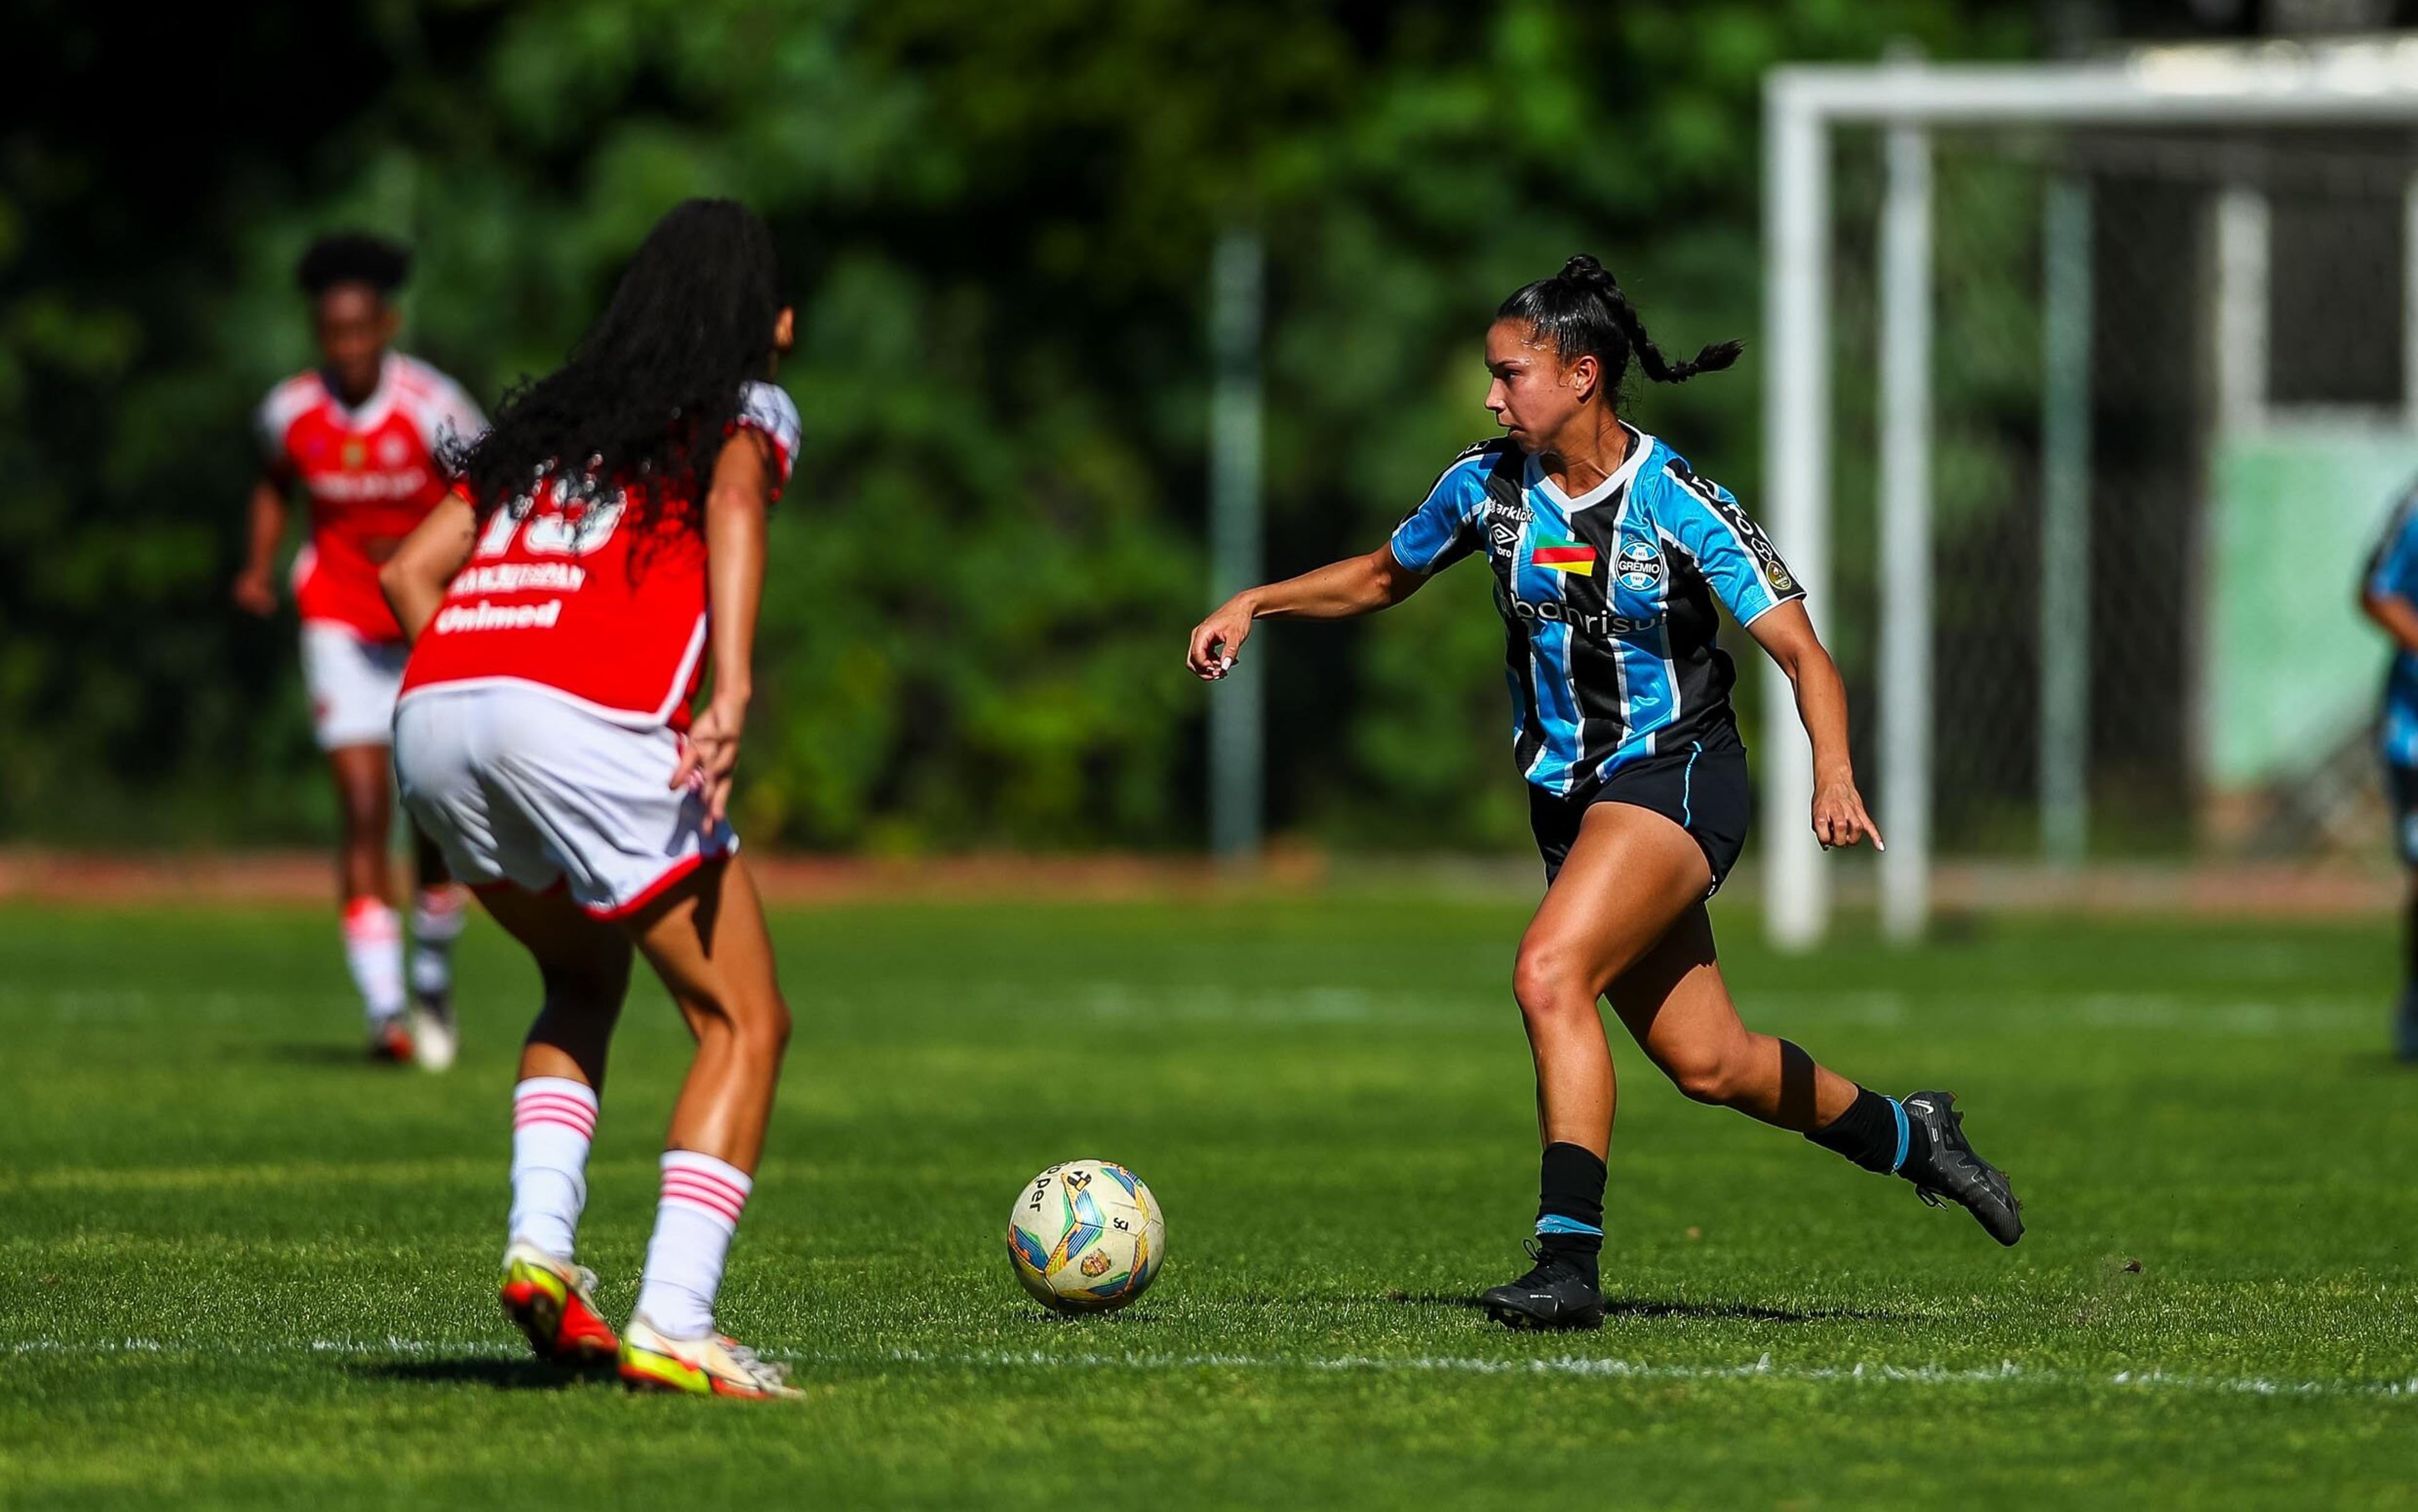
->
[1186,545,1425,681]
[379,493,477,644]
[1745,600,1883,852]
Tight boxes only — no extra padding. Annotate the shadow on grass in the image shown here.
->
[1382,1290,1904,1324]
[2345,1051,2418,1076]
[351,1359,608,1391]
[250,1042,391,1067]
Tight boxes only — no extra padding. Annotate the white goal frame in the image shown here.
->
[1761,38,2418,950]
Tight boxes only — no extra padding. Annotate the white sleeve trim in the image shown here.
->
[736,382,801,487]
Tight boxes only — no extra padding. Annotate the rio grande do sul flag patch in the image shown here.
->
[1531,539,1597,575]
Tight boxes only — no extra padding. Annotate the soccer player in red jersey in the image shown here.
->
[235,234,486,1066]
[381,200,804,1398]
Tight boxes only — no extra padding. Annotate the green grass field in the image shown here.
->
[4,894,2415,1508]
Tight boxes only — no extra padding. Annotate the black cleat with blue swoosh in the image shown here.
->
[1898,1090,2023,1246]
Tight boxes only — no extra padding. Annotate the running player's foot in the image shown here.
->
[618,1314,800,1399]
[1478,1241,1605,1331]
[366,1015,415,1064]
[2394,993,2418,1063]
[500,1241,619,1367]
[1898,1090,2023,1246]
[411,991,458,1073]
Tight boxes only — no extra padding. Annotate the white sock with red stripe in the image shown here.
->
[341,897,406,1026]
[635,1150,752,1338]
[508,1077,599,1259]
[407,885,467,998]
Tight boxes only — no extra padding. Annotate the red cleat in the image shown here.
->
[366,1017,416,1064]
[500,1241,620,1367]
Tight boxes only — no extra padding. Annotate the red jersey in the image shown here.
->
[258,353,487,640]
[397,382,800,730]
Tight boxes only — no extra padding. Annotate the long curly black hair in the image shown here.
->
[461,198,782,516]
[1497,254,1741,392]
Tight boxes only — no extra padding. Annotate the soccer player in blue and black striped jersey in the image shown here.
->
[1188,256,2021,1328]
[2358,486,2418,1061]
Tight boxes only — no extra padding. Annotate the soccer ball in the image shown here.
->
[1006,1160,1165,1314]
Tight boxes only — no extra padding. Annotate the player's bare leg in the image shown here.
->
[616,853,798,1398]
[1606,861,2021,1248]
[1607,904,1858,1132]
[479,885,632,1366]
[1512,804,1712,1157]
[404,825,468,1070]
[1482,802,1706,1328]
[327,744,409,1060]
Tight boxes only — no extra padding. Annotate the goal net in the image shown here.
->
[1761,40,2418,945]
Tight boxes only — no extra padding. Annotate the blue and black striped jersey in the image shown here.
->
[2364,485,2418,768]
[1390,427,1803,799]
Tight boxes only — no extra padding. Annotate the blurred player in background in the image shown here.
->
[2358,487,2418,1062]
[381,199,804,1398]
[234,233,486,1067]
[1189,256,2022,1329]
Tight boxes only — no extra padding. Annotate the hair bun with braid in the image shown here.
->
[1498,254,1742,389]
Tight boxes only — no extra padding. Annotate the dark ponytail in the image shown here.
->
[1496,254,1741,389]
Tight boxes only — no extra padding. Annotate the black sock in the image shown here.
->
[1535,1142,1606,1280]
[1807,1086,1910,1175]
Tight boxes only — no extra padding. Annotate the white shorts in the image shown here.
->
[300,623,408,751]
[393,685,737,921]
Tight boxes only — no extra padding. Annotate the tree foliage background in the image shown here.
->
[3,0,2027,853]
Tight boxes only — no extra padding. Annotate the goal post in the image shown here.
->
[1761,40,2418,950]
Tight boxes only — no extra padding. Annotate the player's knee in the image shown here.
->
[688,985,790,1057]
[1660,1040,1750,1106]
[542,960,628,1019]
[1512,943,1591,1024]
[741,992,792,1058]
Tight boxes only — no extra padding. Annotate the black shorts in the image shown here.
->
[1530,728,1752,895]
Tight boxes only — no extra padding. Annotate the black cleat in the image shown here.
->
[1899,1090,2023,1246]
[1479,1241,1605,1331]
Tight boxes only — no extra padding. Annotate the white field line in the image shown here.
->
[1065,984,2370,1035]
[8,1337,2414,1401]
[0,983,2374,1036]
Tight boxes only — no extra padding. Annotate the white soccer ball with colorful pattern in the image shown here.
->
[1007,1160,1165,1314]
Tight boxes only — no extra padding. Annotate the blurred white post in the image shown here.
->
[1759,45,2418,943]
[2038,174,2094,867]
[1762,82,1831,950]
[1876,118,1933,944]
[2213,187,2269,433]
[1208,230,1266,864]
[2403,171,2418,428]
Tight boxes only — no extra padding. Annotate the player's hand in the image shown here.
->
[671,696,747,828]
[1186,597,1255,680]
[1812,775,1885,852]
[231,567,277,618]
